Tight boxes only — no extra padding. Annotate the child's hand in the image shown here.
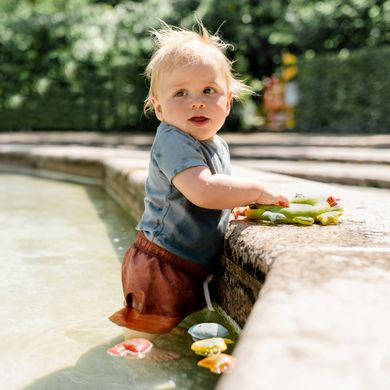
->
[255,190,290,207]
[273,196,290,207]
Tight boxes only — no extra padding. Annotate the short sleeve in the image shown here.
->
[152,126,208,182]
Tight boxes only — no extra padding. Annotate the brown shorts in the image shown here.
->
[109,232,211,334]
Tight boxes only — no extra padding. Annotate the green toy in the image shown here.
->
[234,194,343,226]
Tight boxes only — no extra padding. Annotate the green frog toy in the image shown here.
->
[234,194,343,226]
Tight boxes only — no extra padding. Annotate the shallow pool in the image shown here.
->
[0,173,238,390]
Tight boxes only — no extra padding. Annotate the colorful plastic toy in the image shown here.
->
[234,194,343,226]
[191,337,234,356]
[197,353,237,374]
[106,338,153,359]
[152,380,176,389]
[188,323,229,341]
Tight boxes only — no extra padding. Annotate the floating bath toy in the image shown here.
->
[191,337,234,356]
[188,323,229,341]
[197,353,237,374]
[152,380,176,389]
[234,194,343,226]
[106,338,153,359]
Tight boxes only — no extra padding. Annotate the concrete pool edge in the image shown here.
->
[1,142,390,390]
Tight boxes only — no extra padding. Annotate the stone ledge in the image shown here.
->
[0,144,149,221]
[217,170,390,389]
[1,143,390,389]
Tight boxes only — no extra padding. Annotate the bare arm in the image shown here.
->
[172,166,289,210]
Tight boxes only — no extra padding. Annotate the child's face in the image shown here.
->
[151,60,232,141]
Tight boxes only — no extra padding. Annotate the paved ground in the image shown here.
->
[1,131,389,188]
[226,133,390,188]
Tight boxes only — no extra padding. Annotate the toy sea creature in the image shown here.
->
[234,194,343,226]
[198,353,237,374]
[191,337,234,356]
[106,338,153,359]
[188,322,229,341]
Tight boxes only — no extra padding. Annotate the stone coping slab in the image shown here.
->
[233,159,390,189]
[3,131,390,189]
[2,131,390,148]
[229,145,390,164]
[218,171,390,389]
[1,142,390,389]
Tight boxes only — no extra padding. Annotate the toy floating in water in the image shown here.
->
[234,194,343,226]
[152,379,176,389]
[191,337,234,356]
[106,338,153,359]
[197,353,237,374]
[188,323,229,341]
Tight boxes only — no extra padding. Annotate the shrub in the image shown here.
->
[0,0,280,132]
[0,0,170,131]
[295,46,390,133]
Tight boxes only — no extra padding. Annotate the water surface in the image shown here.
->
[0,173,237,389]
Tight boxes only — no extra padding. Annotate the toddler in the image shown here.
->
[109,22,289,340]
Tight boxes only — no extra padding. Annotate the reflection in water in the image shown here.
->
[0,174,239,390]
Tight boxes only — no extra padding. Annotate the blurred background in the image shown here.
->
[0,0,389,133]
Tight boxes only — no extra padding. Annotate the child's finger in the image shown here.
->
[276,197,290,207]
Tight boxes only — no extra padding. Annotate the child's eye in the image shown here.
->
[203,87,215,94]
[174,90,186,97]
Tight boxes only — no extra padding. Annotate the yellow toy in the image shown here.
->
[191,337,234,356]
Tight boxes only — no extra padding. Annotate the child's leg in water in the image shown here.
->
[123,327,180,362]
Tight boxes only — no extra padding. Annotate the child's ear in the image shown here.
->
[151,96,163,121]
[226,91,233,116]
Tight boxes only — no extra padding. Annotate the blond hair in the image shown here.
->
[144,21,252,116]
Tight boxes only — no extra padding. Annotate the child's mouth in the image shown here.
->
[189,116,209,126]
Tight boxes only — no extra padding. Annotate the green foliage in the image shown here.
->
[295,46,390,132]
[0,0,172,131]
[0,0,389,131]
[285,0,390,54]
[0,0,292,131]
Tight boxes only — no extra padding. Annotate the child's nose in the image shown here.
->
[191,98,205,109]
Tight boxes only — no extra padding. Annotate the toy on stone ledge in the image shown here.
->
[234,194,343,226]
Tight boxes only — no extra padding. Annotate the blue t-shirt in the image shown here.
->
[136,122,231,268]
